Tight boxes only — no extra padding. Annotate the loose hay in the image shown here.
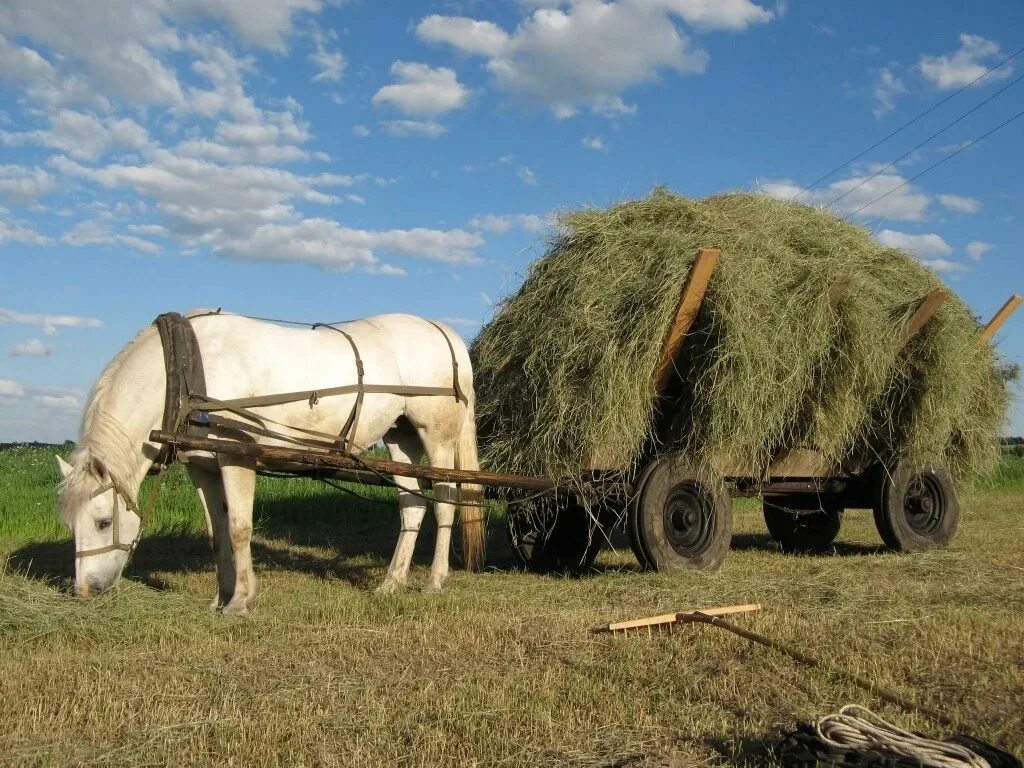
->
[471,189,1010,481]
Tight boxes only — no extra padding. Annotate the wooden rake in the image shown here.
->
[590,603,762,637]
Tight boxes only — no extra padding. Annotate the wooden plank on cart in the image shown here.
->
[978,294,1023,345]
[894,288,947,352]
[652,247,721,393]
[586,247,720,471]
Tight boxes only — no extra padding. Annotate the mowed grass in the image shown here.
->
[1,446,1023,767]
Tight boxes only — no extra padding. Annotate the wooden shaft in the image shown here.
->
[652,247,721,393]
[978,294,1023,345]
[894,288,947,351]
[150,431,584,493]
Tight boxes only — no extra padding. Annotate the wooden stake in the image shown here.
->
[894,288,947,351]
[978,294,1023,345]
[652,247,721,394]
[828,276,852,310]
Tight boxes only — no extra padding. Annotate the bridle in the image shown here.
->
[75,474,147,560]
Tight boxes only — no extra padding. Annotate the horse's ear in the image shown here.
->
[56,455,73,479]
[88,454,109,480]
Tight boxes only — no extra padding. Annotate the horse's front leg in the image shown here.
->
[186,464,234,610]
[218,458,258,616]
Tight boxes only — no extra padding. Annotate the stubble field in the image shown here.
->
[1,445,1023,767]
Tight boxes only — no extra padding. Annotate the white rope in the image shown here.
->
[815,705,989,768]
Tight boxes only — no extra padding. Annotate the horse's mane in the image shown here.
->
[58,323,157,524]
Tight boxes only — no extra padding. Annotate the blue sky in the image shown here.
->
[1,0,1022,442]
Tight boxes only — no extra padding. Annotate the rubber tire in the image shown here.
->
[506,494,607,573]
[763,496,843,553]
[629,454,733,572]
[872,461,959,552]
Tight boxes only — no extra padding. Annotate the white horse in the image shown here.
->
[56,312,484,615]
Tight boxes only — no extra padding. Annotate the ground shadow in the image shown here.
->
[6,492,521,590]
[730,531,884,557]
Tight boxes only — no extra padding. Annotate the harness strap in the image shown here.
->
[75,471,163,560]
[313,323,365,451]
[426,320,464,402]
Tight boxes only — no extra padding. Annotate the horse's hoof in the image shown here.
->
[221,600,249,617]
[422,582,444,594]
[208,598,221,611]
[375,579,402,595]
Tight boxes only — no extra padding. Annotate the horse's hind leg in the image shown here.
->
[378,425,427,595]
[187,464,234,609]
[422,443,456,594]
[218,458,258,616]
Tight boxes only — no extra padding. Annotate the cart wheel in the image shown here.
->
[506,494,607,573]
[763,496,843,553]
[629,454,732,572]
[872,461,959,552]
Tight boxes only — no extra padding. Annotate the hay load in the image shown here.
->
[471,189,1010,482]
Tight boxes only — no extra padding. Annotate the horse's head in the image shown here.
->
[56,454,142,597]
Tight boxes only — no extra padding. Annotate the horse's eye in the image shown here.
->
[96,518,113,531]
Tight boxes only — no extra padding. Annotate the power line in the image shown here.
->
[790,43,1024,200]
[849,105,1024,218]
[826,69,1024,208]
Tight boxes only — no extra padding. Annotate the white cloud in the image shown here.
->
[469,213,547,234]
[61,219,161,254]
[1,109,149,161]
[920,258,967,273]
[309,37,345,82]
[0,307,104,334]
[0,165,55,204]
[582,135,608,151]
[33,393,81,409]
[352,124,371,137]
[380,120,448,138]
[966,240,994,261]
[11,339,52,357]
[372,61,469,116]
[919,34,1013,90]
[417,16,511,57]
[760,172,931,221]
[0,379,26,397]
[517,166,538,185]
[650,0,773,30]
[876,229,952,257]
[873,67,905,118]
[0,216,51,245]
[417,1,721,117]
[938,193,981,214]
[174,0,320,50]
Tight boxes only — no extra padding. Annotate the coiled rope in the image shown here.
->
[814,705,989,768]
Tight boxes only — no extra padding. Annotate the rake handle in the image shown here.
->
[682,613,955,729]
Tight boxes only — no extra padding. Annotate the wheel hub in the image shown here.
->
[903,474,943,535]
[663,483,713,557]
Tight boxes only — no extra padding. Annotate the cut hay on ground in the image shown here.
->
[471,189,1010,481]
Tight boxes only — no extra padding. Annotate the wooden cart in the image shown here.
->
[150,251,1021,574]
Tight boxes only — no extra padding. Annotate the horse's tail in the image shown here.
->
[454,401,486,571]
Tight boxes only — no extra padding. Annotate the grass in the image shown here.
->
[2,445,1023,766]
[472,190,1010,482]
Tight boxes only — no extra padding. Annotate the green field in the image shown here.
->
[1,445,1023,767]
